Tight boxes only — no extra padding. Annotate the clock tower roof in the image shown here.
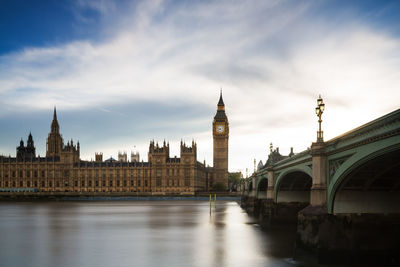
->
[214,90,228,121]
[218,90,224,106]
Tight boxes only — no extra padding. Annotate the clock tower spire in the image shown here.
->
[213,90,229,189]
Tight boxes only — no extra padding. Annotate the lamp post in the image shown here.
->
[315,95,325,142]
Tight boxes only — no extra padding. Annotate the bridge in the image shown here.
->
[240,107,400,263]
[242,107,400,213]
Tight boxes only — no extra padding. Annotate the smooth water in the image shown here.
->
[0,201,313,267]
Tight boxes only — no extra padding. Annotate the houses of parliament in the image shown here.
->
[0,94,229,194]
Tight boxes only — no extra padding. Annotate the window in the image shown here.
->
[27,181,31,187]
[5,181,9,187]
[131,180,134,186]
[34,171,38,178]
[56,181,60,187]
[20,181,23,187]
[12,181,16,187]
[138,180,141,187]
[74,181,78,187]
[42,181,45,187]
[81,180,85,187]
[123,180,127,187]
[102,180,106,186]
[12,171,16,178]
[185,178,190,186]
[117,180,120,186]
[109,181,113,186]
[5,171,8,178]
[19,171,23,178]
[49,181,52,187]
[26,171,30,178]
[156,178,161,187]
[88,180,92,187]
[95,180,99,187]
[41,170,45,177]
[145,180,148,187]
[34,181,37,187]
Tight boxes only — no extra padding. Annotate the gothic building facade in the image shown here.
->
[0,94,229,194]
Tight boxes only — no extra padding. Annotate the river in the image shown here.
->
[0,201,321,267]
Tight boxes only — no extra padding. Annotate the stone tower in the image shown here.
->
[213,91,229,188]
[46,107,63,158]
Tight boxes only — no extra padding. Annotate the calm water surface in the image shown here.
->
[0,201,313,267]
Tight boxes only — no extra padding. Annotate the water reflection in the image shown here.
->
[0,201,304,267]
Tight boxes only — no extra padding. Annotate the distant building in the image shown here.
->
[118,151,127,162]
[0,94,229,194]
[131,150,139,162]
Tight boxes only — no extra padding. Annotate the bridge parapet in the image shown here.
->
[272,149,311,171]
[325,109,400,155]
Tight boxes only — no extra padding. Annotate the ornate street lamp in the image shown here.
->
[315,95,325,142]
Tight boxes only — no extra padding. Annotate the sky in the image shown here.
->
[0,0,400,176]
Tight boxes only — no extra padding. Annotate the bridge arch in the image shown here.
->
[256,175,268,199]
[274,166,312,203]
[328,140,400,214]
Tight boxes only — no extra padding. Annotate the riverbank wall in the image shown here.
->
[0,192,240,201]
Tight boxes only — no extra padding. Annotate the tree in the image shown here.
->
[212,182,226,191]
[228,172,242,191]
[228,172,241,184]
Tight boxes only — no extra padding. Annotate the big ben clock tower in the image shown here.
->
[213,91,229,189]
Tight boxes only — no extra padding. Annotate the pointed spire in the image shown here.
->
[27,132,34,147]
[53,106,57,120]
[51,106,60,133]
[218,89,224,106]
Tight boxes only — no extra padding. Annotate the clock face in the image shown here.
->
[216,125,225,133]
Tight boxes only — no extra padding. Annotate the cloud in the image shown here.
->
[0,0,399,173]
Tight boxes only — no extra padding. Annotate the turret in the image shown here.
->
[148,140,170,163]
[16,133,36,160]
[181,140,197,164]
